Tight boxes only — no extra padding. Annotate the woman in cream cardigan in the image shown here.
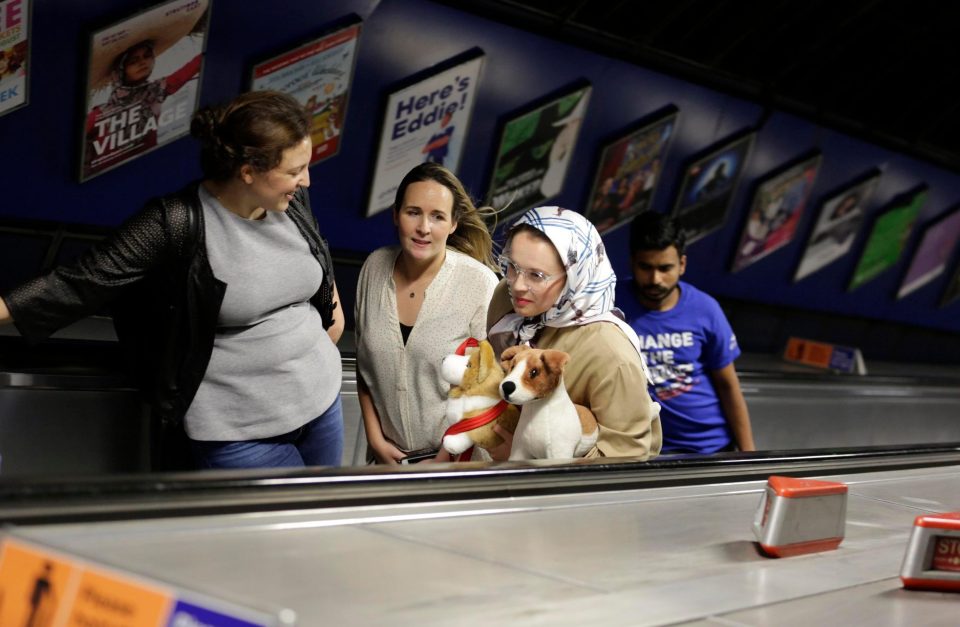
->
[355,163,498,464]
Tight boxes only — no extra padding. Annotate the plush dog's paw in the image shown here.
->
[442,432,474,456]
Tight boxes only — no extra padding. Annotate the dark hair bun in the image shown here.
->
[189,106,221,143]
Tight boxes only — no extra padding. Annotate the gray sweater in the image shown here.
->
[184,187,341,440]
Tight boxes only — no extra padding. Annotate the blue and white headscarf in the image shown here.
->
[493,206,647,371]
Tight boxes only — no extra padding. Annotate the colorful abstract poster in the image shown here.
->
[897,206,960,299]
[731,153,821,272]
[849,188,925,291]
[251,20,361,166]
[584,108,678,235]
[487,83,592,219]
[794,174,878,281]
[0,0,29,116]
[366,50,484,216]
[79,0,210,182]
[671,131,754,244]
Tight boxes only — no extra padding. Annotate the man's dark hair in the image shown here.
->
[629,211,686,255]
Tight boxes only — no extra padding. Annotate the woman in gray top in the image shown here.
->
[0,91,346,470]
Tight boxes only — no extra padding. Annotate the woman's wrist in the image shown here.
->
[0,297,12,325]
[365,424,387,449]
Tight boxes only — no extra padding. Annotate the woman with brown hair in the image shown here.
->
[355,162,499,464]
[1,90,345,470]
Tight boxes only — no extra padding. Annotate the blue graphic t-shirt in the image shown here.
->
[617,279,740,454]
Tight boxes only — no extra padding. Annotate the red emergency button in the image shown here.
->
[900,511,960,591]
[767,475,849,498]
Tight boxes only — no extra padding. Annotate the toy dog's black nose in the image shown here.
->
[501,381,515,399]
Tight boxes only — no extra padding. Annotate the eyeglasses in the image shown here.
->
[498,255,565,287]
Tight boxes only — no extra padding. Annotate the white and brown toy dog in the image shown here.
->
[499,345,599,460]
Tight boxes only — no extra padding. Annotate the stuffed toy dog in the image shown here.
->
[499,345,599,460]
[440,339,520,460]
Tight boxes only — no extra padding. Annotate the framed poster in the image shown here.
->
[366,49,484,217]
[487,82,592,219]
[0,0,29,117]
[730,152,821,273]
[584,106,678,235]
[897,206,960,299]
[250,19,361,166]
[794,172,879,281]
[940,262,960,307]
[848,187,926,291]
[79,0,210,182]
[671,130,754,244]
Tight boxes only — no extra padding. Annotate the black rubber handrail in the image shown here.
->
[2,443,958,526]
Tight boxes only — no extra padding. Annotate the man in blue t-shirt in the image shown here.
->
[617,211,755,454]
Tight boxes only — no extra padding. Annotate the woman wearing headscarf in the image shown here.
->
[486,206,662,459]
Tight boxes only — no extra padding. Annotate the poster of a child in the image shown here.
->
[80,0,209,181]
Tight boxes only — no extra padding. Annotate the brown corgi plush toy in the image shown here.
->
[440,339,520,460]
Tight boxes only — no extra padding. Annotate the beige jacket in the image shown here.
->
[487,281,662,460]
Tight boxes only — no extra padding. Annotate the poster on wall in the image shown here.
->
[250,19,361,166]
[0,0,29,117]
[79,0,210,182]
[366,49,484,217]
[671,130,754,244]
[794,172,879,281]
[730,152,821,273]
[487,82,592,219]
[584,106,678,235]
[848,187,926,291]
[896,206,960,299]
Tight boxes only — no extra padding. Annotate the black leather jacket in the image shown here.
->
[4,183,336,426]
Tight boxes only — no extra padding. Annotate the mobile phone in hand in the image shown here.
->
[399,448,438,464]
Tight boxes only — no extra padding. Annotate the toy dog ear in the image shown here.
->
[500,345,522,371]
[478,340,496,381]
[540,349,570,374]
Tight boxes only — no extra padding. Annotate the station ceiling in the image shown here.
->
[437,0,959,172]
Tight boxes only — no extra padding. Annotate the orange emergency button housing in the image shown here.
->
[752,475,848,558]
[900,512,960,592]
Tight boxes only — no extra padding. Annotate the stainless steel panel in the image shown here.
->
[15,465,960,626]
[0,362,361,475]
[0,388,149,476]
[681,578,956,626]
[339,361,364,466]
[3,345,959,477]
[740,376,960,450]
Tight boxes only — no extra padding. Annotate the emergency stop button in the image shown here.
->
[900,511,960,592]
[752,475,848,558]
